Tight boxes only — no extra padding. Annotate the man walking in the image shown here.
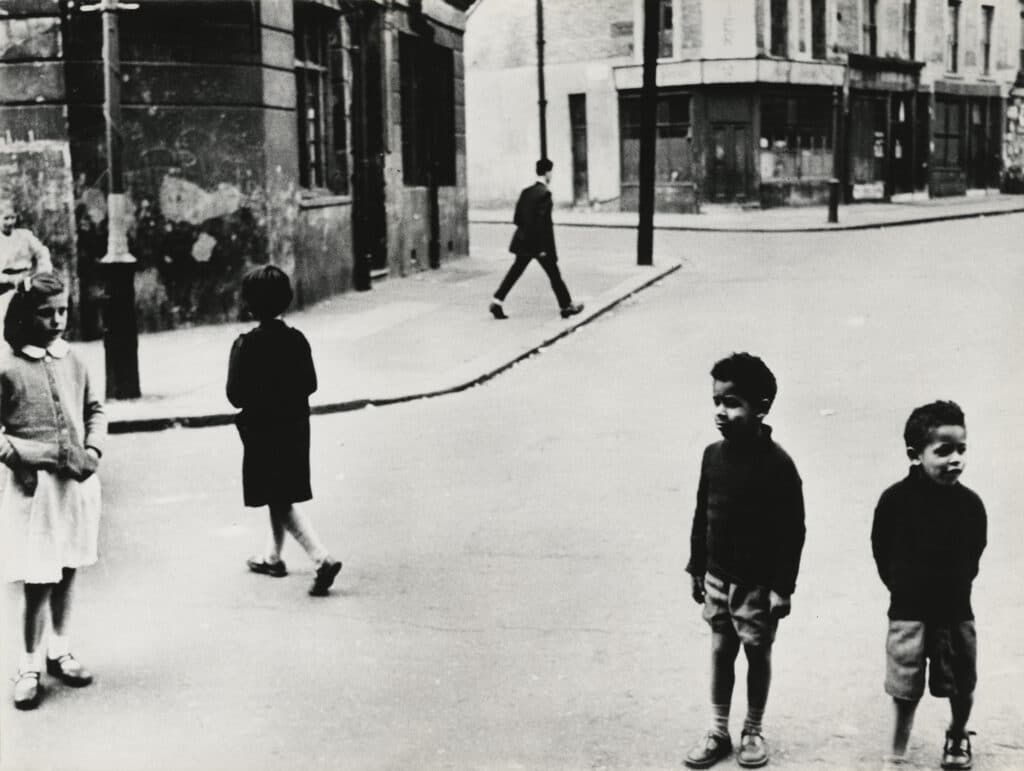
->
[489,159,584,320]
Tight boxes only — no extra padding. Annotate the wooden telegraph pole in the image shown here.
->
[636,0,659,266]
[83,0,141,399]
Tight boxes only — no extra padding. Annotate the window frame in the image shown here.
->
[981,4,994,76]
[770,0,788,57]
[947,0,961,74]
[863,0,878,57]
[904,0,917,59]
[811,0,827,60]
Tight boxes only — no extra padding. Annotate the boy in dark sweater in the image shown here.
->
[872,401,986,770]
[684,353,806,769]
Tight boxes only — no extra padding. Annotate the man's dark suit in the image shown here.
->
[493,181,572,309]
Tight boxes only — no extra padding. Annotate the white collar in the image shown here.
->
[21,339,70,360]
[535,176,548,187]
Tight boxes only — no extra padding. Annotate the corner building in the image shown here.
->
[0,0,470,336]
[466,0,1024,211]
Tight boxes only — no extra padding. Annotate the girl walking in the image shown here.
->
[1,273,104,710]
[226,265,341,596]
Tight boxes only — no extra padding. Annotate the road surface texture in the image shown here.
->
[3,217,1023,770]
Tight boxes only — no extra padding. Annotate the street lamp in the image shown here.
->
[82,0,141,399]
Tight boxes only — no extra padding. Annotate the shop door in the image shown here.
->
[966,98,998,189]
[708,123,750,203]
[569,93,589,205]
[847,94,888,200]
[889,93,915,195]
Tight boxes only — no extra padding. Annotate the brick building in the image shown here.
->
[466,0,1024,210]
[0,0,470,336]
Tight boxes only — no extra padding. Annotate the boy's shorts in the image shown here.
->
[884,620,977,701]
[702,572,777,647]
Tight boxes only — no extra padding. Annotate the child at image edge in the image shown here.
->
[1,273,104,710]
[226,265,342,596]
[872,401,986,770]
[685,352,806,769]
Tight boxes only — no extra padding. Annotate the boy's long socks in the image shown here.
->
[743,705,765,735]
[711,702,730,738]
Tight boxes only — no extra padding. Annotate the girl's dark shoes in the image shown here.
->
[46,654,93,687]
[13,670,42,710]
[684,731,733,768]
[247,557,287,577]
[310,558,342,596]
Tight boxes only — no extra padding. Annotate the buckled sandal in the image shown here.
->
[46,654,94,687]
[13,670,42,710]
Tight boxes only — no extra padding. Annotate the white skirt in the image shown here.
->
[2,466,102,584]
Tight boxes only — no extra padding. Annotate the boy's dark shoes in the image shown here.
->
[941,730,974,770]
[309,558,342,596]
[560,303,584,319]
[684,731,733,769]
[247,557,287,577]
[737,730,769,768]
[489,303,508,320]
[13,670,42,710]
[46,654,93,687]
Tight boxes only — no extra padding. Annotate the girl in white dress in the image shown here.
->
[1,273,104,710]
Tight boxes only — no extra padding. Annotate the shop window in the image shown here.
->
[947,1,961,73]
[863,0,878,56]
[658,0,673,58]
[619,92,692,185]
[811,0,827,60]
[295,6,348,194]
[399,34,456,187]
[934,98,963,167]
[981,5,993,75]
[759,93,834,180]
[770,0,787,57]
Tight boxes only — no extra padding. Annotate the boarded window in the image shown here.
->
[399,34,456,187]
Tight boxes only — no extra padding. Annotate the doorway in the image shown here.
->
[708,123,750,203]
[569,93,589,205]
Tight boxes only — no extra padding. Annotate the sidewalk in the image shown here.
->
[79,246,681,433]
[472,191,1024,232]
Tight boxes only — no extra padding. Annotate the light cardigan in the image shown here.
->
[0,339,105,470]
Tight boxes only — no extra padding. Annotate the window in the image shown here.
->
[863,0,878,56]
[904,0,917,59]
[981,5,994,75]
[934,98,963,167]
[947,1,961,73]
[399,34,456,187]
[294,6,348,194]
[619,92,692,184]
[770,0,787,56]
[811,0,827,60]
[658,0,673,57]
[759,93,834,180]
[1020,3,1024,71]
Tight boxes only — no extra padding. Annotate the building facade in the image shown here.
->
[0,0,470,336]
[466,0,1024,210]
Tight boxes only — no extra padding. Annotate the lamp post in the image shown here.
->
[536,0,547,159]
[636,0,659,266]
[82,0,140,399]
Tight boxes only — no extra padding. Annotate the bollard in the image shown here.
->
[827,178,840,224]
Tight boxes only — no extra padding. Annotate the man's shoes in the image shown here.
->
[941,730,974,770]
[560,303,584,319]
[737,730,769,768]
[13,670,42,710]
[247,557,287,577]
[46,654,93,687]
[489,302,508,320]
[310,558,342,596]
[684,731,733,769]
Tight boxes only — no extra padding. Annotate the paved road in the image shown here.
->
[3,217,1023,770]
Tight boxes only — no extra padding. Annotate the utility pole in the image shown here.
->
[536,0,547,159]
[83,0,141,399]
[636,0,659,266]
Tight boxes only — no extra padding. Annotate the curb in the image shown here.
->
[470,205,1024,233]
[107,262,683,435]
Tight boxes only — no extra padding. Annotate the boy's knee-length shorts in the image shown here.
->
[885,620,977,701]
[702,572,777,647]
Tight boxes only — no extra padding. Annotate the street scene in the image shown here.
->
[3,214,1024,770]
[3,0,1024,769]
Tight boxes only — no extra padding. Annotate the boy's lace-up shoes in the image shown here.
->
[13,670,42,710]
[941,730,975,770]
[489,302,508,320]
[737,729,769,768]
[46,654,93,687]
[560,303,584,319]
[684,731,733,769]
